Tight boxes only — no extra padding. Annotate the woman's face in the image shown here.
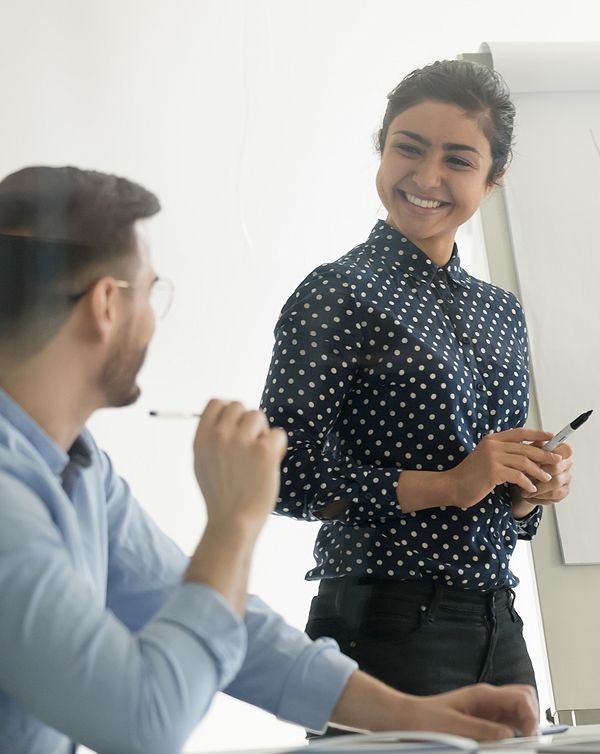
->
[375,100,495,264]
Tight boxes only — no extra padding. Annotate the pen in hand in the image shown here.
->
[149,410,201,419]
[543,410,593,452]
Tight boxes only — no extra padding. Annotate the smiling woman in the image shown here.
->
[376,101,494,266]
[260,59,574,725]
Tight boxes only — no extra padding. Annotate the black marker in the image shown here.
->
[543,410,593,451]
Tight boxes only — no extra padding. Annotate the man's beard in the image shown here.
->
[98,325,148,408]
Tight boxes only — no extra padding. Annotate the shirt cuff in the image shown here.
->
[514,504,542,540]
[151,582,247,689]
[341,468,401,526]
[276,637,358,733]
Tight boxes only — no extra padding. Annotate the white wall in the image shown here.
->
[1,1,598,750]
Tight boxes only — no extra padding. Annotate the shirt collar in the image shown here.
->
[0,388,92,475]
[366,221,469,288]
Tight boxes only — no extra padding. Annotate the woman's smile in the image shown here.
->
[397,188,451,213]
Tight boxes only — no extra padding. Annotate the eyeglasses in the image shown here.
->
[68,277,175,320]
[117,278,175,320]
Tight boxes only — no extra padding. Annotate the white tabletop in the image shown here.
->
[189,725,600,754]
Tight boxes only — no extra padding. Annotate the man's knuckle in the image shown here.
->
[213,427,229,445]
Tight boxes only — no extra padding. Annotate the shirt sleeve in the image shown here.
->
[514,504,543,540]
[511,298,543,540]
[100,446,191,631]
[99,445,357,733]
[261,264,405,526]
[225,595,358,733]
[0,471,247,754]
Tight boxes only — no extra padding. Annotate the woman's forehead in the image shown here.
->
[388,101,492,152]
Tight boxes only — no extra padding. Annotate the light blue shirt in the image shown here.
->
[0,389,357,754]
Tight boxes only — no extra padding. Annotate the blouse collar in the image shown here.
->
[366,220,469,289]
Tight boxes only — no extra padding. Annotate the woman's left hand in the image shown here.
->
[521,442,573,503]
[511,442,573,516]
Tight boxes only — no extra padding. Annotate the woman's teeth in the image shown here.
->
[404,192,443,209]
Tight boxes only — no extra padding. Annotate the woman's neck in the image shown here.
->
[385,217,455,267]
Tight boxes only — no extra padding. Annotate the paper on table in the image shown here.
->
[537,741,600,754]
[304,731,478,753]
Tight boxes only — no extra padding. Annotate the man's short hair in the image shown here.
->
[0,166,160,357]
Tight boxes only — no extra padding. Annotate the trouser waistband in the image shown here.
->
[316,577,517,617]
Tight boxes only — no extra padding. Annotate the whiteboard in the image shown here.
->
[482,42,600,564]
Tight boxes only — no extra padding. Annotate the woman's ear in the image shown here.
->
[485,169,506,196]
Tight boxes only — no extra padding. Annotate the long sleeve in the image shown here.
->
[225,595,357,733]
[0,405,359,754]
[0,470,246,754]
[101,449,359,734]
[101,449,193,631]
[511,303,543,540]
[261,263,404,527]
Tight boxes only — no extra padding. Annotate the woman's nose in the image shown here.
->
[412,157,443,191]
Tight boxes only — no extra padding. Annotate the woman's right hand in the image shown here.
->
[446,428,562,509]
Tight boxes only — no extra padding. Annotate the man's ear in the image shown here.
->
[86,277,121,341]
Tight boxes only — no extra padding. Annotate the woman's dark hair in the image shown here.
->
[377,60,516,185]
[0,165,160,356]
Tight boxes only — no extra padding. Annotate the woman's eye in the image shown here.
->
[396,144,420,155]
[447,156,471,168]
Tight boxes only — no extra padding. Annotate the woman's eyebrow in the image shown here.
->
[392,129,481,156]
[444,142,481,156]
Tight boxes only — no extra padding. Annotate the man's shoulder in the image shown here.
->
[0,426,52,494]
[0,459,56,544]
[0,422,112,524]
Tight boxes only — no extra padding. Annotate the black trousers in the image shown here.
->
[305,578,537,698]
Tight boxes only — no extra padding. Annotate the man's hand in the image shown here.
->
[193,399,287,531]
[330,671,539,741]
[186,399,287,615]
[399,684,539,740]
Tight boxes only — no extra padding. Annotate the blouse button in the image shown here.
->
[476,382,485,392]
[460,333,471,344]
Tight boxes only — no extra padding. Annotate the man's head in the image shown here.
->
[0,166,162,407]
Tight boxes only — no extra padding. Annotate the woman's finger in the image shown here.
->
[506,469,538,493]
[501,453,553,483]
[494,428,554,444]
[503,442,562,466]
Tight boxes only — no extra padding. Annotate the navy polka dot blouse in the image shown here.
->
[261,221,542,590]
